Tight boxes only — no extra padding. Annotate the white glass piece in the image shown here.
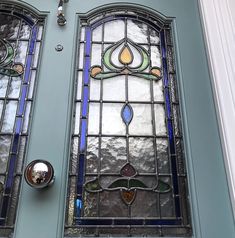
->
[129,104,152,135]
[37,26,43,40]
[33,42,41,68]
[127,20,148,43]
[8,77,21,98]
[151,46,161,67]
[74,103,80,134]
[78,43,84,69]
[88,103,100,134]
[0,75,9,97]
[89,78,100,100]
[154,104,167,135]
[103,76,125,101]
[149,28,160,44]
[0,100,3,118]
[128,76,151,101]
[92,25,102,41]
[102,103,125,135]
[28,70,36,99]
[104,20,125,41]
[129,44,143,68]
[15,41,28,65]
[91,44,102,66]
[153,79,164,101]
[22,102,31,133]
[110,43,125,68]
[0,136,11,173]
[20,22,31,39]
[80,27,85,41]
[1,101,17,133]
[76,71,82,100]
[101,137,127,173]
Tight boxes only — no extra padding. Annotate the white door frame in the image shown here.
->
[198,0,235,217]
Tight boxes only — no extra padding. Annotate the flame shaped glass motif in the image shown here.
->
[121,104,133,125]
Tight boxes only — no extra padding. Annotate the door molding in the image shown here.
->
[198,0,235,218]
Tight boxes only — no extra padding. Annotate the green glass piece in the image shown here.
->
[108,179,128,189]
[154,180,171,193]
[136,46,149,72]
[129,179,147,188]
[0,39,14,66]
[0,67,21,77]
[85,178,102,192]
[104,47,119,71]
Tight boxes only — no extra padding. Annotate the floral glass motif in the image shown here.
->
[66,9,191,237]
[0,4,44,237]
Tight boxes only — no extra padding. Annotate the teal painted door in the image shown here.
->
[11,0,234,238]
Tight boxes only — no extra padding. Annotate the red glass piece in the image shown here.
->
[120,163,137,177]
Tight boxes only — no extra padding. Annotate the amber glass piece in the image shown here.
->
[13,64,24,74]
[91,66,102,77]
[121,189,136,205]
[119,45,133,65]
[151,67,161,77]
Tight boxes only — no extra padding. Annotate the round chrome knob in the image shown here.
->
[24,160,55,189]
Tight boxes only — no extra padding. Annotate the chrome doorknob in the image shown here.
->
[24,160,55,189]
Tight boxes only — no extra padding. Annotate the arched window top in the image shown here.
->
[66,8,191,237]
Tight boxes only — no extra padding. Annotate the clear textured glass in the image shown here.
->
[160,190,175,217]
[102,103,126,135]
[78,43,84,69]
[128,76,151,101]
[103,76,125,101]
[150,28,160,44]
[86,137,99,173]
[8,77,21,98]
[22,102,31,133]
[28,70,36,99]
[156,139,170,173]
[92,25,102,41]
[20,22,31,39]
[76,71,82,100]
[0,136,11,173]
[15,41,28,65]
[16,137,26,173]
[104,20,125,41]
[129,104,152,135]
[153,79,164,101]
[88,103,100,134]
[154,104,167,135]
[33,42,40,67]
[91,44,102,66]
[89,77,100,100]
[127,20,148,43]
[74,103,80,134]
[100,137,127,173]
[1,101,17,133]
[0,100,3,117]
[0,16,20,39]
[151,46,161,67]
[37,26,43,40]
[0,75,9,98]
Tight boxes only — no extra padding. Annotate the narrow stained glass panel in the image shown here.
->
[0,4,44,236]
[66,9,191,237]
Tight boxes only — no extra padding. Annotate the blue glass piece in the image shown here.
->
[79,119,87,152]
[24,55,33,83]
[12,134,20,154]
[0,9,11,14]
[84,58,90,85]
[17,85,28,115]
[85,28,91,56]
[29,27,37,54]
[15,118,22,134]
[0,196,9,218]
[145,219,181,226]
[76,198,82,217]
[121,104,133,125]
[0,218,5,225]
[82,87,89,117]
[174,196,181,218]
[114,219,143,225]
[5,154,17,189]
[76,219,112,225]
[77,154,85,191]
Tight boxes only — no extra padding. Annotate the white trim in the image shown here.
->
[198,0,235,217]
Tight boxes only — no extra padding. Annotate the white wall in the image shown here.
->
[198,0,235,218]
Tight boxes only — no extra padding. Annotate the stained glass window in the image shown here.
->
[65,9,191,237]
[0,3,44,237]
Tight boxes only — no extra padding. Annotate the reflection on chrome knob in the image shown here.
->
[24,160,55,189]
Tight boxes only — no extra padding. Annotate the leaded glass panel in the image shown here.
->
[66,9,191,237]
[0,3,44,236]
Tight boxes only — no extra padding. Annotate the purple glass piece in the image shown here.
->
[120,163,137,177]
[29,27,37,54]
[24,55,33,83]
[17,85,28,115]
[82,87,89,117]
[79,119,87,152]
[121,104,133,125]
[12,134,20,154]
[15,118,22,134]
[5,154,17,189]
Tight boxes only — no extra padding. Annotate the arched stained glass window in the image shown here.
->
[0,3,44,236]
[66,8,191,237]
